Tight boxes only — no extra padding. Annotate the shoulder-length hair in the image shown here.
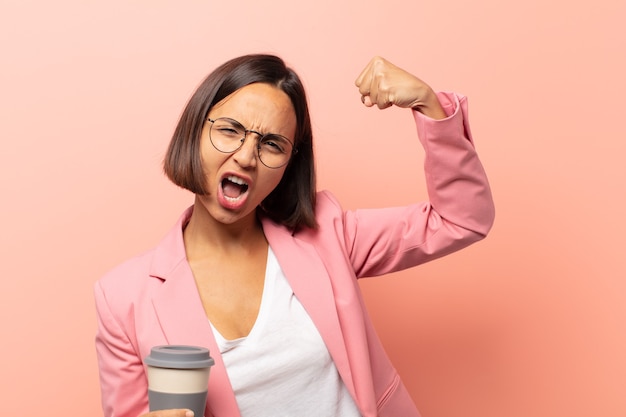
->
[163,54,317,230]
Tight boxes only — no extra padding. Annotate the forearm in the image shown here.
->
[413,91,495,236]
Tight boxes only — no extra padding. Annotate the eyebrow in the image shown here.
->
[215,117,293,142]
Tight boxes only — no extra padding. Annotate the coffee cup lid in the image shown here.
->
[145,345,215,369]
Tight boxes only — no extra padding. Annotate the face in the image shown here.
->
[196,82,297,227]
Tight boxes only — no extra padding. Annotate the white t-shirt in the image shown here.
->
[210,247,362,417]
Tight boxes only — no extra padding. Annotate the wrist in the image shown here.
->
[413,90,447,120]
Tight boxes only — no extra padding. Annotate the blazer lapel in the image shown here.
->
[263,219,355,397]
[149,208,241,417]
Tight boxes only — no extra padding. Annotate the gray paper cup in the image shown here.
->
[145,345,215,417]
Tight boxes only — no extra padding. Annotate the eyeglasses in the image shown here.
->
[206,117,297,169]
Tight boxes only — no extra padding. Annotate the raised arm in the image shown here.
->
[344,57,495,276]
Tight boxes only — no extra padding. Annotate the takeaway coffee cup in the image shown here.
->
[145,345,215,417]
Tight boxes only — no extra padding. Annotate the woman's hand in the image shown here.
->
[139,409,195,417]
[355,56,447,120]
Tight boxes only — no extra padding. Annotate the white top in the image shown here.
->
[210,247,362,417]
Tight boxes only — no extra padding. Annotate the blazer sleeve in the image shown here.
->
[341,91,495,277]
[94,280,149,417]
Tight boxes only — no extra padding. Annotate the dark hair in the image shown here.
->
[164,54,317,230]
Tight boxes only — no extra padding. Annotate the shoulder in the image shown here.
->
[314,190,344,220]
[294,190,346,237]
[94,248,157,313]
[264,190,347,244]
[96,206,192,298]
[97,249,155,290]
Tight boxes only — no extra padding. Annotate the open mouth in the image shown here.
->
[221,175,249,202]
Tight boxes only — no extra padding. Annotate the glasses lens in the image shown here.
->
[209,118,294,168]
[209,118,246,153]
[257,135,293,168]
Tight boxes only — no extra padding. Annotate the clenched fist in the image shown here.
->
[355,56,447,119]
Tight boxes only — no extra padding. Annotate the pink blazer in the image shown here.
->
[95,92,495,417]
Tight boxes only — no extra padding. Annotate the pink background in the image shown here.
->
[1,1,625,416]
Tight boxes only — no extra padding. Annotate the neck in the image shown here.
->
[183,198,267,262]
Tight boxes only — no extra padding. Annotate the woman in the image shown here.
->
[95,54,495,417]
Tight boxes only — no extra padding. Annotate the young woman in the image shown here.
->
[94,54,495,417]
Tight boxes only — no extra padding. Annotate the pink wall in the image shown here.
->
[1,1,625,416]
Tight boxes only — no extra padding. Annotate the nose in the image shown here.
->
[233,131,259,168]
